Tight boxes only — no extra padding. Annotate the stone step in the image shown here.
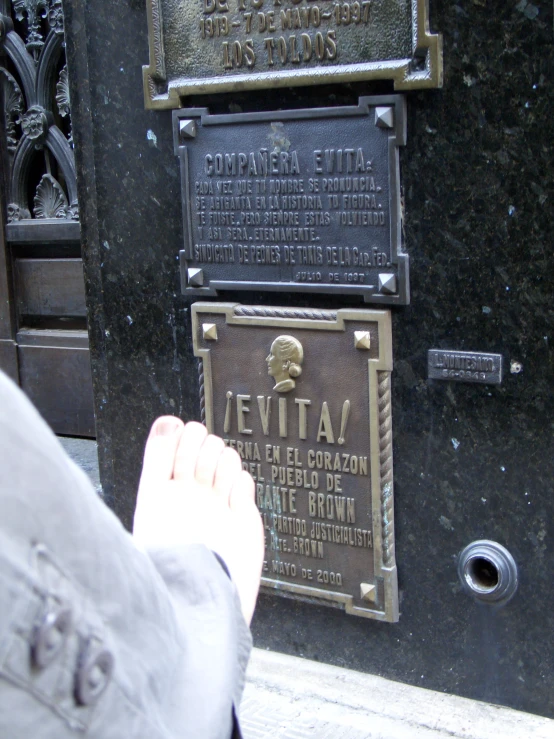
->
[241,648,554,739]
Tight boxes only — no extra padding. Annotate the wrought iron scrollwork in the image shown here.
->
[12,0,49,58]
[47,0,63,35]
[0,0,77,223]
[55,62,71,144]
[55,63,68,115]
[0,66,23,153]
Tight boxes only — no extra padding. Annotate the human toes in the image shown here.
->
[138,416,186,490]
[228,471,264,624]
[229,469,256,508]
[213,447,243,502]
[172,421,209,482]
[193,433,226,488]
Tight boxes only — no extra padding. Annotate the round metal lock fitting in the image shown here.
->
[75,645,114,706]
[32,607,72,668]
[458,540,518,605]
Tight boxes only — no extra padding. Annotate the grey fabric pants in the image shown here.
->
[0,370,251,738]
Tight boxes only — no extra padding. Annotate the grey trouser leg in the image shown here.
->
[0,371,251,738]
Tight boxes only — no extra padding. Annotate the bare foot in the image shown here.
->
[133,417,264,625]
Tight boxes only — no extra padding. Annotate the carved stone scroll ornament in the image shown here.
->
[19,103,48,140]
[55,64,72,145]
[0,67,23,154]
[47,0,63,35]
[7,203,23,222]
[12,0,49,59]
[33,173,68,218]
[55,64,69,116]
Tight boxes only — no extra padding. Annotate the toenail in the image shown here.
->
[154,419,182,436]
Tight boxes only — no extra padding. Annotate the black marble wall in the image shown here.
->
[64,0,554,717]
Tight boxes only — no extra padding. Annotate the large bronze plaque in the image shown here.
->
[176,97,409,305]
[144,0,442,108]
[192,302,398,621]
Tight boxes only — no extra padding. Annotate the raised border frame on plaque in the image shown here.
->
[144,0,442,109]
[192,302,398,621]
[176,97,409,305]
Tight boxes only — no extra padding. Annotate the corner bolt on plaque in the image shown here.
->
[192,302,398,621]
[144,0,442,107]
[175,97,409,304]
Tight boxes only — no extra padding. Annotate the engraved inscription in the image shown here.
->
[428,350,503,385]
[143,0,442,106]
[195,148,384,266]
[192,303,398,622]
[176,99,408,304]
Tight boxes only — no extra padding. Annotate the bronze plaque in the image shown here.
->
[192,302,398,621]
[144,0,442,108]
[176,97,409,305]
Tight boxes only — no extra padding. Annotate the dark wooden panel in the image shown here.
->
[17,330,95,437]
[17,328,90,348]
[15,258,87,318]
[13,244,82,259]
[6,220,81,243]
[0,217,15,341]
[0,340,19,382]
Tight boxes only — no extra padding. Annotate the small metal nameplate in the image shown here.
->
[143,0,442,108]
[192,302,398,622]
[176,97,409,305]
[428,350,503,385]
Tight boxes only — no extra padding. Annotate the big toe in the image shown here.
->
[139,416,186,490]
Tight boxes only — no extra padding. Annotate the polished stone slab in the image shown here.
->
[64,0,554,718]
[57,438,554,738]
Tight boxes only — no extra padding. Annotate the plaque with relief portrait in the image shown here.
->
[192,301,398,621]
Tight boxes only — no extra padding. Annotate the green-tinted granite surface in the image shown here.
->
[64,0,553,717]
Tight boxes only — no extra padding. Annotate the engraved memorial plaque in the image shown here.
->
[192,302,398,621]
[144,0,442,108]
[176,97,408,304]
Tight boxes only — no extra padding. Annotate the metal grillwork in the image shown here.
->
[0,0,78,223]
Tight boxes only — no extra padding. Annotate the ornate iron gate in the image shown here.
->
[0,0,94,436]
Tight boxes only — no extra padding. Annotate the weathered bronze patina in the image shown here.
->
[192,302,398,621]
[144,0,442,108]
[176,97,409,304]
